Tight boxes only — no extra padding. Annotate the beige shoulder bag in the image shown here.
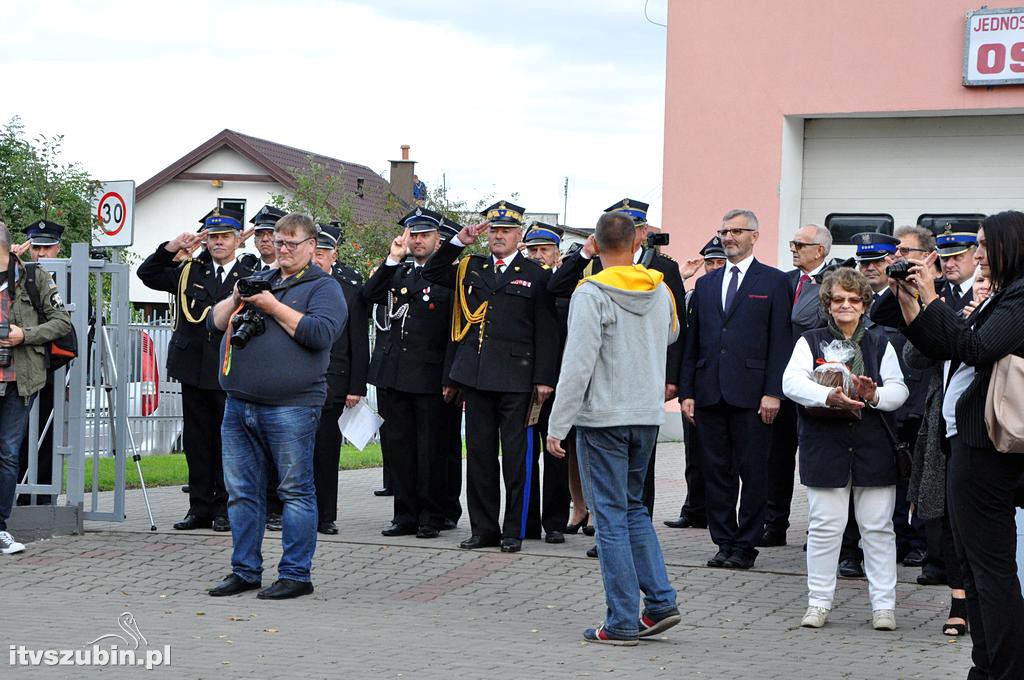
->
[985,352,1024,453]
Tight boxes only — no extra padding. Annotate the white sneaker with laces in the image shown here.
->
[0,531,25,555]
[801,605,831,628]
[872,609,897,631]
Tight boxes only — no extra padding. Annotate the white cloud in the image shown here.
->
[1,0,665,227]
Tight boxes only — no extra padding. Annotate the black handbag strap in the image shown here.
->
[872,406,900,447]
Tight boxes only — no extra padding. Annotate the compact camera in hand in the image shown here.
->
[0,321,11,368]
[885,260,912,280]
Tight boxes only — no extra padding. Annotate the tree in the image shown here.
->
[0,117,99,254]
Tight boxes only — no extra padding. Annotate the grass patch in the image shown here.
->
[66,444,383,492]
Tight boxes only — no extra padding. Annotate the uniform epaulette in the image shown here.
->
[658,252,676,262]
[238,253,260,269]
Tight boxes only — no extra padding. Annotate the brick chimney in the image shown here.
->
[389,144,415,204]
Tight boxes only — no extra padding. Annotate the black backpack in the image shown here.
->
[23,263,78,371]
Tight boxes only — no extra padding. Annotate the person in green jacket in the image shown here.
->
[0,221,71,554]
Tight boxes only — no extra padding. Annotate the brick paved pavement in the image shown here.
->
[0,442,972,679]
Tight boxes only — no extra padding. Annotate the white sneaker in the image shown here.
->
[0,531,25,554]
[872,609,896,631]
[801,605,831,628]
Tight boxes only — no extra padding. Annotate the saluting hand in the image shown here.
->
[581,234,598,258]
[390,228,411,261]
[457,221,490,246]
[11,241,30,258]
[679,256,705,280]
[238,227,256,246]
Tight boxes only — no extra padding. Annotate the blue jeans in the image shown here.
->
[0,383,34,532]
[221,398,320,583]
[576,425,677,638]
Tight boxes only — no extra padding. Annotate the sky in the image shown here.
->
[1,0,669,228]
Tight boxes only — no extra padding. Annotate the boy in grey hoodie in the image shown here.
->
[547,212,681,645]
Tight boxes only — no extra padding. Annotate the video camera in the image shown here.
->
[647,233,670,248]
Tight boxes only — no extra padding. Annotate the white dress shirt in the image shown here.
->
[212,256,238,280]
[782,336,908,411]
[720,254,754,309]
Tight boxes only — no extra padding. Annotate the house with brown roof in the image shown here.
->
[130,129,414,305]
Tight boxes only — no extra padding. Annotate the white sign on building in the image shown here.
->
[963,7,1024,86]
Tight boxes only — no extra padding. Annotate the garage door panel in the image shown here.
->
[800,115,1024,230]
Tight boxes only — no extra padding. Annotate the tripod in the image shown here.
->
[97,323,157,531]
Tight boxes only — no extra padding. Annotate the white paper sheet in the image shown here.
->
[338,400,384,451]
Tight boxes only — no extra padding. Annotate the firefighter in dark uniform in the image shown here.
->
[521,222,571,543]
[310,222,369,535]
[548,198,687,519]
[665,236,726,529]
[240,205,287,273]
[16,219,65,506]
[368,299,394,497]
[363,208,457,538]
[137,207,255,531]
[422,201,559,553]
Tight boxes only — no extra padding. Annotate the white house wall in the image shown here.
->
[184,147,269,175]
[131,178,286,304]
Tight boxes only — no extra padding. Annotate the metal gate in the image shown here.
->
[16,243,132,525]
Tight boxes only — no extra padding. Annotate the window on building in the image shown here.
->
[356,178,365,198]
[824,213,894,245]
[917,213,985,236]
[218,198,246,222]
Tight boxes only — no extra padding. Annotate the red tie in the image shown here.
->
[793,273,811,304]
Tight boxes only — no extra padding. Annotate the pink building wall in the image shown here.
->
[663,0,1024,266]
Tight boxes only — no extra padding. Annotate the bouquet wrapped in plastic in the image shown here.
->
[806,340,862,420]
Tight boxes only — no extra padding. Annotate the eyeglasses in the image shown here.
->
[717,228,756,238]
[273,237,314,250]
[789,240,821,249]
[255,231,275,240]
[830,296,865,306]
[896,246,930,256]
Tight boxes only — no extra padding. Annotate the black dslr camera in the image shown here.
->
[647,233,670,248]
[0,321,11,368]
[231,276,274,348]
[885,260,912,280]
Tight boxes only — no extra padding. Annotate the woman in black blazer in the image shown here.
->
[899,210,1024,680]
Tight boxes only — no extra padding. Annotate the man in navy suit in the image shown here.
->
[679,209,792,570]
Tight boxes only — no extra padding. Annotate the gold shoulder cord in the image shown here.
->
[176,260,212,328]
[451,256,488,351]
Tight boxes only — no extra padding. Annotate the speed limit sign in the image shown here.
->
[92,180,135,247]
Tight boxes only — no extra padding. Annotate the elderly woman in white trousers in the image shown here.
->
[783,268,908,631]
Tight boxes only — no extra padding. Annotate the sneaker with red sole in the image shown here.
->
[638,607,681,638]
[582,626,638,646]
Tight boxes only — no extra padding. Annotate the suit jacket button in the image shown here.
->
[848,447,854,452]
[720,348,726,354]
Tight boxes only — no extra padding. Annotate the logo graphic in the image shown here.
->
[10,612,170,670]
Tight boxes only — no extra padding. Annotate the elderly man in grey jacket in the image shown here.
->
[546,211,680,646]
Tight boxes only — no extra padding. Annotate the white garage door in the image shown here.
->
[800,114,1024,257]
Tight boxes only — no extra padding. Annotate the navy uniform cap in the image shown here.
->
[936,225,979,257]
[398,207,444,233]
[250,205,286,230]
[316,223,341,249]
[523,222,563,246]
[439,221,460,241]
[25,219,65,246]
[481,200,526,226]
[604,198,649,226]
[199,207,244,234]
[850,232,899,262]
[700,235,726,260]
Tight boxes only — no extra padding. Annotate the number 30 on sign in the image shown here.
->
[964,8,1024,86]
[91,180,135,247]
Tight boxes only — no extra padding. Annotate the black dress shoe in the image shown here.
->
[460,535,500,549]
[381,523,417,537]
[756,528,787,547]
[209,573,261,597]
[442,518,458,531]
[723,548,758,570]
[373,488,394,497]
[917,569,948,586]
[416,526,440,539]
[838,558,865,578]
[706,548,732,568]
[173,514,211,531]
[266,513,283,532]
[500,538,522,553]
[257,578,314,600]
[318,521,339,535]
[181,485,190,493]
[545,531,566,544]
[902,548,926,567]
[586,545,598,558]
[664,511,708,529]
[212,516,230,532]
